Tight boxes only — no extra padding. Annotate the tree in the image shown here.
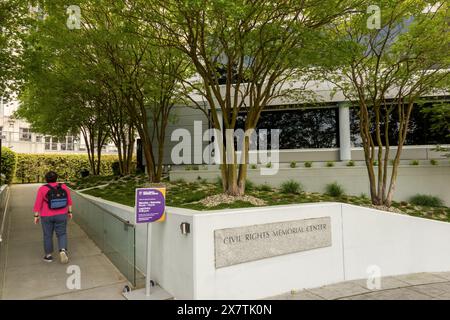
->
[80,1,192,182]
[136,0,359,195]
[0,0,29,96]
[102,88,136,175]
[17,2,111,175]
[19,0,191,181]
[18,66,111,176]
[320,1,449,206]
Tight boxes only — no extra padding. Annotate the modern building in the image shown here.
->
[150,79,450,166]
[154,80,450,205]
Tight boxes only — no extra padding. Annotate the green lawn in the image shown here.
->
[68,175,450,223]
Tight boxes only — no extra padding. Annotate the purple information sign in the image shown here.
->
[135,188,166,224]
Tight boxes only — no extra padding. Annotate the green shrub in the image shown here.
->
[290,161,297,168]
[359,193,368,199]
[409,194,443,207]
[373,160,378,166]
[410,160,419,166]
[430,159,438,166]
[245,180,255,191]
[304,161,312,168]
[111,161,121,176]
[326,161,334,167]
[280,179,302,194]
[346,160,355,167]
[14,153,118,183]
[192,165,200,170]
[250,164,257,169]
[1,147,17,184]
[325,182,345,197]
[265,162,272,168]
[257,183,272,192]
[215,176,223,188]
[184,191,207,203]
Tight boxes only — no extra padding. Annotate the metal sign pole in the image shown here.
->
[123,187,170,300]
[145,222,152,296]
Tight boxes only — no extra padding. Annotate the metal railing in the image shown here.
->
[0,185,10,296]
[71,191,142,287]
[0,186,10,244]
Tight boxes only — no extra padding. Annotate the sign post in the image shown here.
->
[123,187,170,300]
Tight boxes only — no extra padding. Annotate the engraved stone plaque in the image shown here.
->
[214,217,332,268]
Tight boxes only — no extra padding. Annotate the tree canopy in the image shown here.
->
[319,0,449,205]
[133,0,360,195]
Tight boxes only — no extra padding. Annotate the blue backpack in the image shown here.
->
[45,183,68,209]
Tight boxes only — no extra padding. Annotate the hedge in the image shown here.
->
[14,153,120,183]
[1,147,18,184]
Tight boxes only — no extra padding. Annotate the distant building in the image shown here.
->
[0,97,118,154]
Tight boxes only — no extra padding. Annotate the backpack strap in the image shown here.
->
[43,184,56,203]
[43,184,50,202]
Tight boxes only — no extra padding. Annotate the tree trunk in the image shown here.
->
[81,127,97,175]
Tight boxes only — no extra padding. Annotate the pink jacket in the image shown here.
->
[33,183,73,217]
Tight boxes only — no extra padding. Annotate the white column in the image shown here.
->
[339,103,352,161]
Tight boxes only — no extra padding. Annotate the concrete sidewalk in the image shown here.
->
[268,272,450,300]
[0,184,128,300]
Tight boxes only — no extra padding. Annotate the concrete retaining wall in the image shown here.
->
[170,164,450,206]
[74,193,450,299]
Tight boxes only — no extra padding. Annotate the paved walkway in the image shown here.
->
[268,272,450,300]
[0,184,128,300]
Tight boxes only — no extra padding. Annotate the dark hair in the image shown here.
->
[45,171,58,183]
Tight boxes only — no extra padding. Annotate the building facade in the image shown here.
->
[0,97,118,154]
[149,80,450,166]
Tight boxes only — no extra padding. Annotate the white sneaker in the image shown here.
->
[59,250,69,264]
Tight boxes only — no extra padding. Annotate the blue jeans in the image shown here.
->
[41,214,68,255]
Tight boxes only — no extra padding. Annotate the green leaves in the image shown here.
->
[1,147,17,184]
[421,102,450,138]
[0,0,30,95]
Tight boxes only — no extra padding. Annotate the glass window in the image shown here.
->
[67,136,74,151]
[45,136,51,150]
[235,107,339,149]
[350,103,450,147]
[19,128,32,141]
[60,137,66,150]
[51,137,58,150]
[35,135,42,143]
